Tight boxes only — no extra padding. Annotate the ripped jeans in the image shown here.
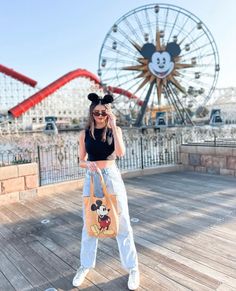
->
[80,164,138,271]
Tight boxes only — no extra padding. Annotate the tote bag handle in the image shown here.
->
[89,170,110,198]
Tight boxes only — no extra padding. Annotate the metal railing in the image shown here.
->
[2,126,236,185]
[37,132,179,185]
[117,134,179,170]
[0,149,37,167]
[37,144,84,185]
[180,126,236,147]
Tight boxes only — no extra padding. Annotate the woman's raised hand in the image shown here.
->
[105,105,116,128]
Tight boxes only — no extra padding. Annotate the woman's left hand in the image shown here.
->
[105,106,116,128]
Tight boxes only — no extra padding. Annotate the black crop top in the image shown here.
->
[85,128,116,161]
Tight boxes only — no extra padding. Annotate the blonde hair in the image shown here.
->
[85,103,108,142]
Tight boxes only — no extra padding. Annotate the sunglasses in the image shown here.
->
[92,110,107,117]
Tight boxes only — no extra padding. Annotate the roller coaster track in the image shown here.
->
[8,68,142,118]
[0,64,37,87]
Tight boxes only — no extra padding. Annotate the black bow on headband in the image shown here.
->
[88,93,113,105]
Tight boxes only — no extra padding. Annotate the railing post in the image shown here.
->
[140,136,144,169]
[213,132,217,146]
[37,145,42,187]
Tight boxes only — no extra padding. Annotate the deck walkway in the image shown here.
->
[0,171,236,291]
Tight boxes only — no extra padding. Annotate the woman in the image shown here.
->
[72,93,140,290]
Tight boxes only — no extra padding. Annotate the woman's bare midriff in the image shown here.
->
[94,160,116,169]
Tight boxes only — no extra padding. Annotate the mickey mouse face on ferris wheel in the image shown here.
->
[140,42,181,79]
[149,51,174,79]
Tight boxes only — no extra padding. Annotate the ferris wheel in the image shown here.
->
[98,3,220,126]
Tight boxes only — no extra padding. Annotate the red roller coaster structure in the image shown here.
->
[8,68,142,119]
[0,64,37,87]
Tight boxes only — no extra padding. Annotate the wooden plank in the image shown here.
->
[134,235,236,288]
[0,236,48,287]
[51,194,84,218]
[0,271,15,291]
[100,237,205,291]
[36,195,63,210]
[0,205,22,223]
[138,252,213,291]
[129,208,236,266]
[39,230,132,290]
[0,211,18,240]
[134,237,214,291]
[126,185,232,218]
[99,239,184,291]
[22,199,53,216]
[33,222,135,290]
[131,194,236,253]
[34,221,147,290]
[149,172,236,198]
[127,173,236,205]
[9,237,89,290]
[127,184,236,214]
[7,237,61,282]
[28,240,73,276]
[34,235,79,270]
[0,204,42,241]
[135,217,236,273]
[55,189,82,206]
[217,283,236,291]
[0,250,33,290]
[5,202,39,220]
[134,221,236,279]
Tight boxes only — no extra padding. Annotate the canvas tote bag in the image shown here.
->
[84,171,119,238]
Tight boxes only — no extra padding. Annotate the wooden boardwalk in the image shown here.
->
[0,171,236,291]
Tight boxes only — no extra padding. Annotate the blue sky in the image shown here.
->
[1,0,235,88]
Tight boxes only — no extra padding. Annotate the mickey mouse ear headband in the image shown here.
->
[88,93,113,105]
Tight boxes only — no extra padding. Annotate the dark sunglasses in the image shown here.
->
[92,110,107,117]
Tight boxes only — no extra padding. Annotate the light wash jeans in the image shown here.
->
[80,164,138,271]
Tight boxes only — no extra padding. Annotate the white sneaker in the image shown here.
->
[128,268,140,290]
[72,266,89,287]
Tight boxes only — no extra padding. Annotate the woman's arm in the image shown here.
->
[78,130,87,168]
[111,126,125,157]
